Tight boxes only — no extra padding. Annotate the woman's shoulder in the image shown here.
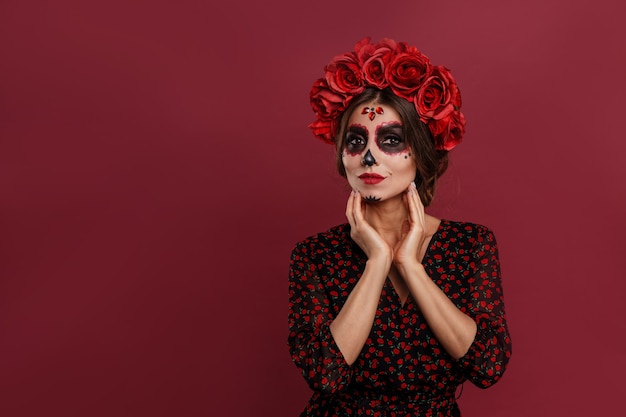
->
[440,219,497,243]
[291,223,352,253]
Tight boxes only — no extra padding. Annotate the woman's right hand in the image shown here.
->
[346,190,392,262]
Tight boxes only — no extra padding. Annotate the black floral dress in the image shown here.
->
[288,220,512,416]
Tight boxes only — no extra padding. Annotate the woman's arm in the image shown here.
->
[288,243,352,394]
[396,262,477,359]
[455,227,511,388]
[330,190,391,365]
[329,255,389,365]
[288,191,391,394]
[395,185,511,384]
[394,184,476,359]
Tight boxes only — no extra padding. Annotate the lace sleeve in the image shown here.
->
[457,228,512,388]
[287,242,354,395]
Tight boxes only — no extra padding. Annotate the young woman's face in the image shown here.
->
[342,102,416,202]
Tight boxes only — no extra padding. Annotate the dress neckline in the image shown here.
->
[387,218,446,308]
[424,218,446,260]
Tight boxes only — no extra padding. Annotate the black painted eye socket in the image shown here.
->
[377,134,406,153]
[345,133,367,152]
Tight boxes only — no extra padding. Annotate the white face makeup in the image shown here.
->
[342,102,416,202]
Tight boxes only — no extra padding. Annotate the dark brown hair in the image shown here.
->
[335,88,449,206]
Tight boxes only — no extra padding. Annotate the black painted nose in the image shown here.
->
[362,150,377,166]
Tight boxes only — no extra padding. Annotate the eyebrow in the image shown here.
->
[347,124,369,136]
[375,122,403,136]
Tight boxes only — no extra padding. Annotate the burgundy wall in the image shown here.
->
[1,1,625,416]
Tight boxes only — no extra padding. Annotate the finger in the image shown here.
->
[352,190,365,226]
[412,182,425,210]
[410,183,426,223]
[405,183,420,225]
[345,190,356,227]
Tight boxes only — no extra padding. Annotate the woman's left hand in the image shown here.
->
[393,182,427,269]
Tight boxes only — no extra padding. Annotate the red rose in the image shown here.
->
[359,39,396,89]
[309,78,349,119]
[395,41,422,56]
[386,50,431,99]
[324,52,364,95]
[353,37,373,61]
[377,38,398,51]
[428,118,448,149]
[428,111,465,151]
[308,119,335,145]
[446,112,465,150]
[415,66,459,121]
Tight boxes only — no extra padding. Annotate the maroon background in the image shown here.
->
[1,1,625,416]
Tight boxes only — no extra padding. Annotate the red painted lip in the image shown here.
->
[358,173,385,184]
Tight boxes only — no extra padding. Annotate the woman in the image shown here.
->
[288,38,512,416]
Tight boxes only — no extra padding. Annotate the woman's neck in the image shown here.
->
[364,195,409,245]
[363,194,440,249]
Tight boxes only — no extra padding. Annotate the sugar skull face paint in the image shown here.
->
[342,102,416,202]
[363,195,382,202]
[362,149,377,166]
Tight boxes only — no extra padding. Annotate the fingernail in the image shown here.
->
[411,181,417,189]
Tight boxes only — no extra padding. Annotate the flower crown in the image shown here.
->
[308,37,466,151]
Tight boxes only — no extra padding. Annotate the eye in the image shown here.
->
[381,135,402,146]
[376,131,407,154]
[345,134,366,148]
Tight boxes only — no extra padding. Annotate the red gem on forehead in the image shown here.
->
[361,106,384,121]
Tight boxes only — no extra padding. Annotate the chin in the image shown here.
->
[363,195,382,203]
